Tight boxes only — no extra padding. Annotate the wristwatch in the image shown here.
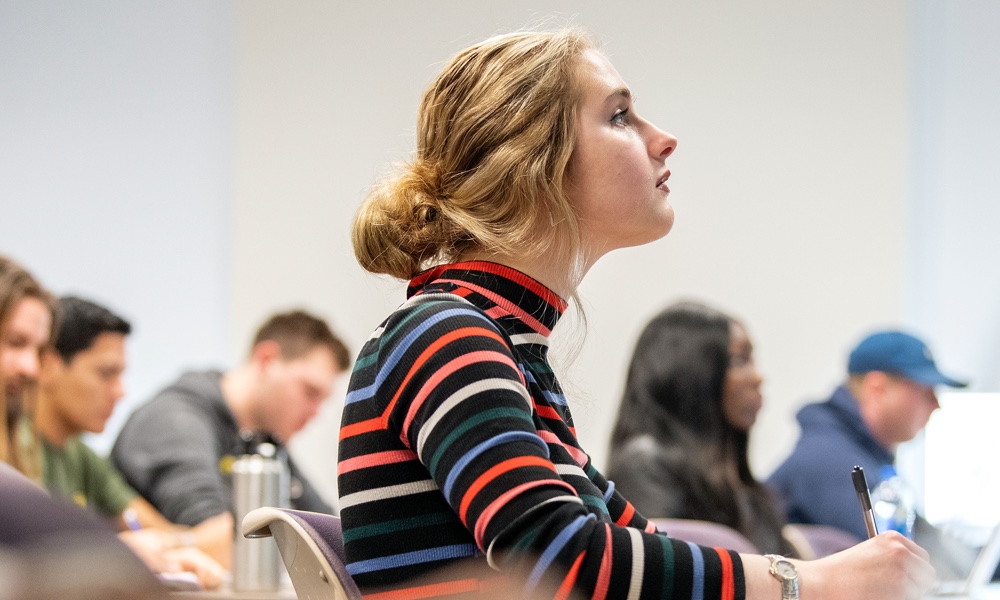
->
[764,554,799,600]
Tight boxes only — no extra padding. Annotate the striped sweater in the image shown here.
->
[338,262,746,599]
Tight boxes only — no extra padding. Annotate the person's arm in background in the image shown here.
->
[119,495,232,566]
[119,527,225,589]
[112,400,235,568]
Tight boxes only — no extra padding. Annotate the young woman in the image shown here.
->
[607,301,795,556]
[0,254,56,481]
[341,28,934,599]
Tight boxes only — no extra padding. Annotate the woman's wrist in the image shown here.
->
[793,558,830,600]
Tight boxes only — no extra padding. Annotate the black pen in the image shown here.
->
[852,465,878,538]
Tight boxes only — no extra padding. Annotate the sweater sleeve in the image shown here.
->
[112,397,230,526]
[384,300,745,599]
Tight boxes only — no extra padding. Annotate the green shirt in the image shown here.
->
[20,419,137,518]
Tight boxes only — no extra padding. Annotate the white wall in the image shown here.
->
[908,1,1000,390]
[895,1,1000,517]
[0,1,235,453]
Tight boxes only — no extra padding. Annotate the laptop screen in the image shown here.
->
[922,393,1000,530]
[902,393,1000,592]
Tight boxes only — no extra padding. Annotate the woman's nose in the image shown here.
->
[650,126,677,160]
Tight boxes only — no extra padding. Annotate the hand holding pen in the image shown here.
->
[852,465,878,538]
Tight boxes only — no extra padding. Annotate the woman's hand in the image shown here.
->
[796,531,936,600]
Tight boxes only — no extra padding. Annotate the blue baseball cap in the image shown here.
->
[847,330,967,388]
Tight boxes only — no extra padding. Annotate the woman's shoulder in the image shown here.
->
[613,434,667,464]
[386,291,498,331]
[371,291,511,356]
[612,433,699,471]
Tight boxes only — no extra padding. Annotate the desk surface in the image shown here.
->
[171,582,296,600]
[925,583,1000,600]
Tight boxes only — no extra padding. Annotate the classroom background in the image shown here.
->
[3,0,998,522]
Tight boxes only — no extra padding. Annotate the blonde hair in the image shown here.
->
[0,255,56,480]
[352,28,596,279]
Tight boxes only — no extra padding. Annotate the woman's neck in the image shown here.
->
[460,246,597,300]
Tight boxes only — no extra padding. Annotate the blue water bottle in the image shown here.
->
[870,465,916,538]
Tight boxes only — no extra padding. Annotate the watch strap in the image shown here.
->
[764,554,800,600]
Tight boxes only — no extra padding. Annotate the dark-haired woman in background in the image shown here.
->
[607,301,797,556]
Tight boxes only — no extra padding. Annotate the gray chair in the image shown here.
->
[650,518,760,554]
[783,523,861,559]
[243,507,361,600]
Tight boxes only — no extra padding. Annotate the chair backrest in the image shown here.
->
[243,507,361,600]
[784,523,861,559]
[651,518,760,554]
[0,461,167,599]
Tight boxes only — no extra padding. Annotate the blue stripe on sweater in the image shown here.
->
[345,306,498,405]
[521,368,568,406]
[603,480,615,503]
[686,541,705,600]
[525,514,595,592]
[345,543,480,575]
[442,430,549,500]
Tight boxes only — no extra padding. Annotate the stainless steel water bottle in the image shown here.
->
[232,435,285,591]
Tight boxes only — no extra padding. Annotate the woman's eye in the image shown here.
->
[611,108,629,126]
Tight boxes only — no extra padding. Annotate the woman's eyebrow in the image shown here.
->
[605,87,632,103]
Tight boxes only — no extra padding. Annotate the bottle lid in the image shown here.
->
[239,430,258,455]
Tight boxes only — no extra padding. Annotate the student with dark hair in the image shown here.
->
[29,295,224,586]
[340,27,934,600]
[30,296,137,520]
[1,263,221,589]
[606,301,795,556]
[112,309,351,568]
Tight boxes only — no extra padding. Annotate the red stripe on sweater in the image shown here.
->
[337,449,416,475]
[715,547,735,600]
[362,577,481,600]
[401,349,520,444]
[615,502,635,527]
[459,456,556,524]
[473,479,578,549]
[555,551,587,600]
[593,524,613,600]
[339,326,510,442]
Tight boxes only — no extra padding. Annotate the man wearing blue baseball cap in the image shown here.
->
[767,329,967,541]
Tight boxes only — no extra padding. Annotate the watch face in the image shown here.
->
[775,561,797,579]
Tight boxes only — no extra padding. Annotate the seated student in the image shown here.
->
[606,301,797,556]
[0,256,220,589]
[27,296,223,571]
[112,309,351,568]
[768,329,967,541]
[339,28,934,599]
[0,254,57,480]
